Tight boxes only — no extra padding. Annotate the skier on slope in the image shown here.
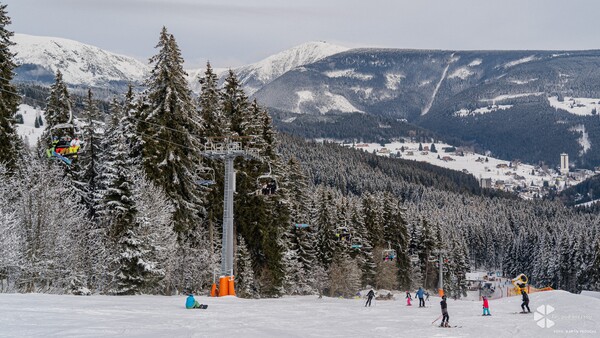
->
[185,294,207,309]
[520,289,530,313]
[365,289,375,307]
[440,295,449,327]
[482,296,491,316]
[406,291,412,306]
[416,287,425,307]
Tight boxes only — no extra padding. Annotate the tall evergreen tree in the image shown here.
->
[141,27,203,235]
[198,62,225,138]
[72,89,104,219]
[220,70,249,137]
[0,4,21,172]
[41,71,72,150]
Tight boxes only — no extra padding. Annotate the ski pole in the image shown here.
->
[431,314,443,324]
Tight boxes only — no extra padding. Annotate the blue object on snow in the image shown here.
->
[186,295,195,309]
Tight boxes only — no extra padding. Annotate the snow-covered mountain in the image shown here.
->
[231,41,348,95]
[11,34,148,88]
[187,41,348,94]
[11,34,347,97]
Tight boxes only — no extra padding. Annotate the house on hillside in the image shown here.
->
[496,163,509,169]
[441,156,454,162]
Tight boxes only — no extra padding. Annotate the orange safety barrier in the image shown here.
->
[218,276,229,297]
[210,283,217,297]
[228,276,236,296]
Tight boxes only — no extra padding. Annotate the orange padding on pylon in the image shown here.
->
[438,288,444,297]
[219,277,229,297]
[210,283,217,297]
[228,276,235,296]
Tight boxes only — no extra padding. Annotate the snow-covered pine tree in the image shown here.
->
[14,156,88,293]
[381,192,411,289]
[220,70,249,137]
[0,165,21,291]
[235,236,258,298]
[198,62,225,138]
[0,4,22,172]
[40,71,71,150]
[315,187,337,270]
[71,89,104,219]
[126,173,177,294]
[327,250,361,297]
[140,27,203,236]
[283,156,317,294]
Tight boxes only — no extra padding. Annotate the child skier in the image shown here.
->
[365,289,375,307]
[520,289,530,313]
[406,291,412,306]
[185,294,207,309]
[482,296,491,316]
[440,295,449,327]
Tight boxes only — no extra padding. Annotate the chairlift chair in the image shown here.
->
[335,226,351,242]
[196,167,216,187]
[409,254,419,263]
[257,163,278,196]
[382,243,397,261]
[46,101,80,166]
[350,238,363,249]
[294,223,310,229]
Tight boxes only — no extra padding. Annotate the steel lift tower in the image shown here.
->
[202,137,260,296]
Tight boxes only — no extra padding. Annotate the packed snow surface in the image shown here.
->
[0,291,598,337]
[15,104,45,148]
[548,96,600,116]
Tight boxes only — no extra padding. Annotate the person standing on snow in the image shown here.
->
[482,296,491,316]
[405,291,412,306]
[365,289,375,307]
[521,290,530,313]
[440,295,449,327]
[416,287,425,307]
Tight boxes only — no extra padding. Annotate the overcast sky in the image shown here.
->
[5,0,600,68]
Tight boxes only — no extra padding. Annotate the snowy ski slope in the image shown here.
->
[0,290,598,337]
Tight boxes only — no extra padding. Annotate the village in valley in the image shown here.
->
[343,139,598,200]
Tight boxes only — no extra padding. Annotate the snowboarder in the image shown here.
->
[416,287,425,307]
[365,289,375,307]
[406,291,412,306]
[185,294,207,309]
[482,296,491,316]
[440,295,449,327]
[520,289,530,313]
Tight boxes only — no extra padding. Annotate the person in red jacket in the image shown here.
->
[482,296,491,316]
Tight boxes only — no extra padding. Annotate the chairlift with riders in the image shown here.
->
[45,101,80,166]
[335,226,351,242]
[257,163,278,196]
[382,242,397,261]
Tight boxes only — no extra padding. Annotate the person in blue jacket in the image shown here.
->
[186,294,207,309]
[416,287,426,307]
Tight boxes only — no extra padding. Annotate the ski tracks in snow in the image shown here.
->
[421,52,456,116]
